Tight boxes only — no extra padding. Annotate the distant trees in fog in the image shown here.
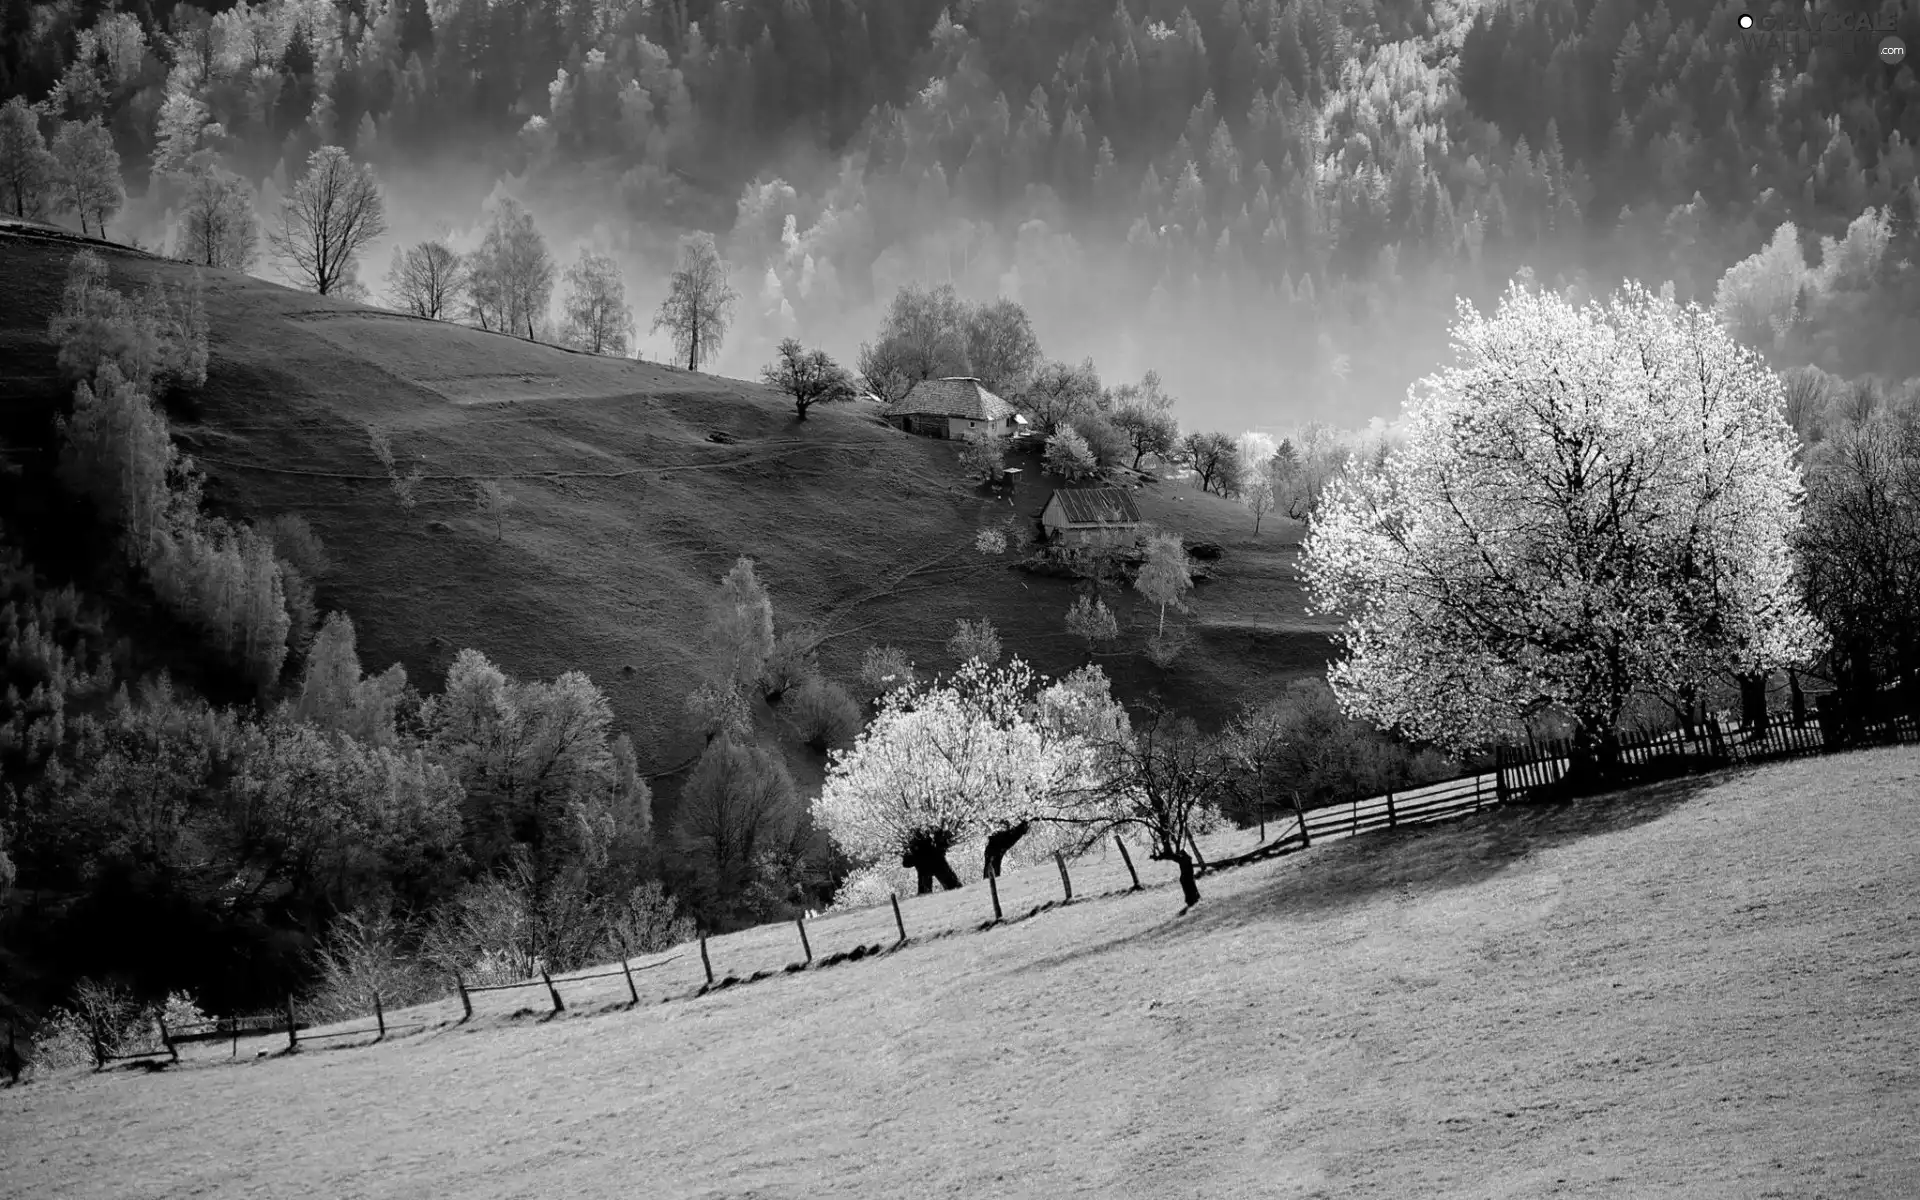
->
[386,238,467,321]
[560,247,633,356]
[268,145,386,298]
[857,284,1040,402]
[468,196,555,340]
[170,162,259,271]
[654,231,737,371]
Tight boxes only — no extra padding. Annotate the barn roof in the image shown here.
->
[1045,487,1142,527]
[882,377,1018,422]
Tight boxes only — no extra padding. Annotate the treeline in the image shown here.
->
[6,0,1918,408]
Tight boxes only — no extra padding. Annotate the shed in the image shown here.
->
[881,377,1023,440]
[1039,487,1143,547]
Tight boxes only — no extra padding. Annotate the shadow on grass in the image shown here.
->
[1013,772,1719,974]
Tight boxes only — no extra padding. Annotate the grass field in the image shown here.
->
[0,227,1335,788]
[6,746,1915,1199]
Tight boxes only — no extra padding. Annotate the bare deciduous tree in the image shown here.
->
[171,163,258,271]
[653,231,737,371]
[473,479,514,540]
[269,145,386,296]
[386,238,466,320]
[468,197,554,340]
[560,247,632,355]
[50,117,123,238]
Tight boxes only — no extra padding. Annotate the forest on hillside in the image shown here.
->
[3,0,1919,423]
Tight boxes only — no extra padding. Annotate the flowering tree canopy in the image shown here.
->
[1303,282,1822,765]
[813,658,1122,892]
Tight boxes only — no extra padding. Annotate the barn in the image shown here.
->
[880,377,1026,440]
[1039,487,1143,548]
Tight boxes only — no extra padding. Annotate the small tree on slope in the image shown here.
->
[1302,281,1822,780]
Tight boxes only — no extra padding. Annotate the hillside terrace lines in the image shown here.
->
[189,438,890,483]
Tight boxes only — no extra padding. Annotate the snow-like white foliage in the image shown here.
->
[1304,281,1822,752]
[814,659,1124,866]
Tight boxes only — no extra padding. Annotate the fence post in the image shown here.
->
[1386,788,1397,829]
[795,916,813,964]
[987,868,1003,922]
[88,1011,106,1070]
[158,1013,178,1064]
[541,969,565,1015]
[890,893,908,943]
[1054,851,1073,903]
[455,972,473,1022]
[621,957,640,1006]
[374,992,385,1041]
[699,936,715,988]
[230,1017,238,1058]
[285,994,298,1053]
[1290,792,1311,847]
[1115,835,1141,890]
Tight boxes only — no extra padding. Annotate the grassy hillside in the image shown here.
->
[0,226,1334,782]
[6,747,1916,1197]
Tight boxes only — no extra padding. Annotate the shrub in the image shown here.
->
[760,625,823,703]
[784,675,863,752]
[27,978,145,1073]
[684,678,752,743]
[310,908,440,1022]
[1065,595,1119,655]
[946,617,1002,666]
[957,430,1007,480]
[857,644,917,704]
[596,880,697,959]
[47,250,207,396]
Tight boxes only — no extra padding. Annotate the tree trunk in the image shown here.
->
[1738,671,1769,734]
[1566,721,1621,790]
[902,829,962,895]
[983,820,1031,879]
[1171,850,1200,907]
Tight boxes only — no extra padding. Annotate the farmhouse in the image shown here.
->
[1039,486,1142,547]
[881,377,1026,440]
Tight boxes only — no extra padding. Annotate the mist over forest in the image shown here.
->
[7,0,1920,429]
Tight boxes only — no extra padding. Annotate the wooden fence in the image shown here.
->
[74,705,1920,1072]
[1493,709,1920,802]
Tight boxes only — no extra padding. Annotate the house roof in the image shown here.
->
[882,377,1018,422]
[1045,487,1142,527]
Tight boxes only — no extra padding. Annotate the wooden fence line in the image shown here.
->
[60,704,1918,1079]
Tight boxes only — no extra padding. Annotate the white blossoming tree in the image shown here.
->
[814,658,1122,893]
[1303,281,1822,779]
